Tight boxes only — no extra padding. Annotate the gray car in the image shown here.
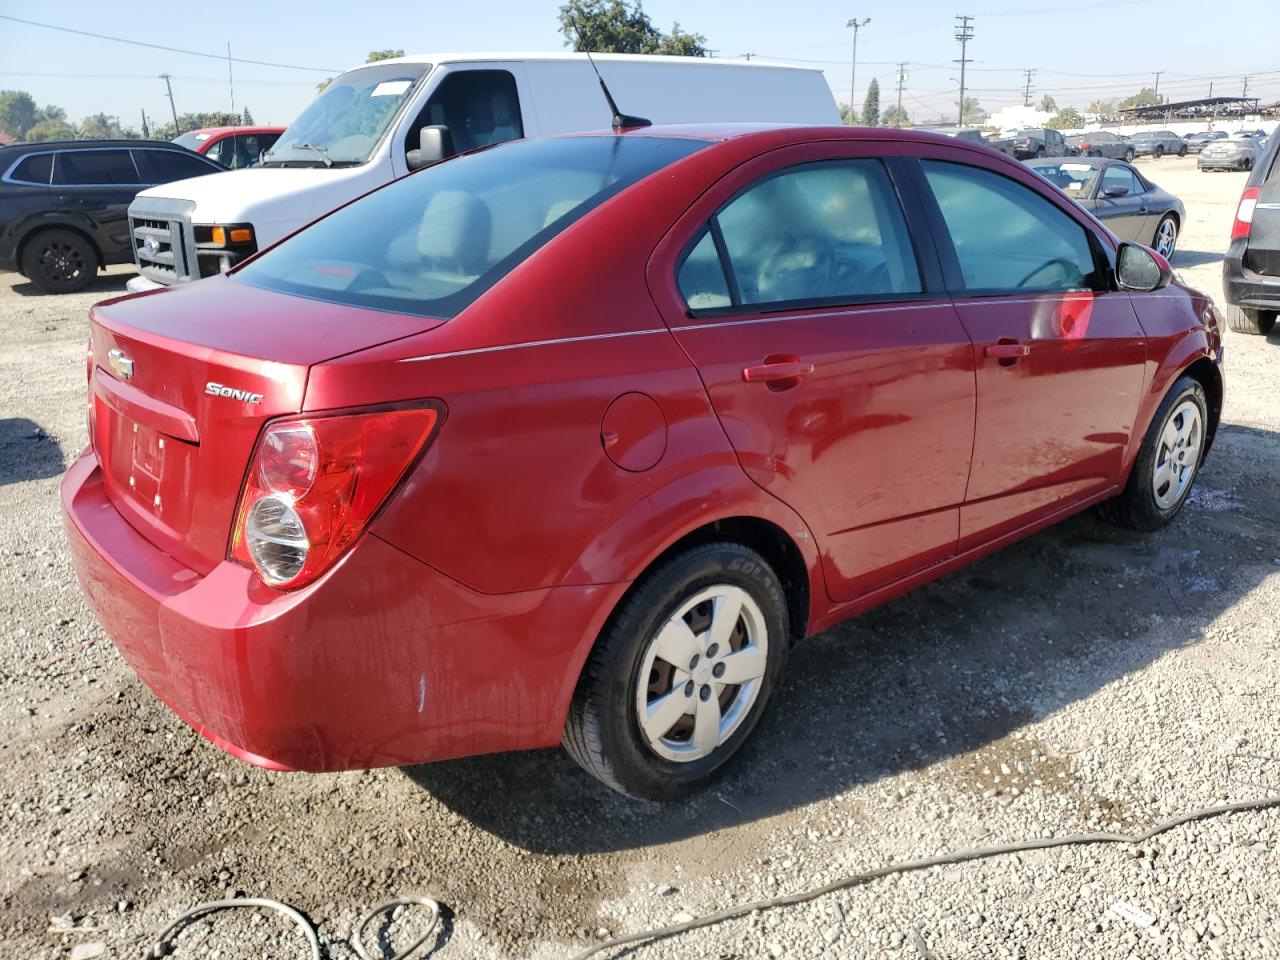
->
[1026,157,1185,257]
[1183,130,1228,154]
[1199,134,1263,171]
[1010,127,1069,159]
[1066,130,1134,160]
[1128,130,1187,158]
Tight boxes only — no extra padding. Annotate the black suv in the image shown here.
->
[0,140,224,293]
[1224,132,1280,335]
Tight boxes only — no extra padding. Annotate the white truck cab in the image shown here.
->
[125,52,838,291]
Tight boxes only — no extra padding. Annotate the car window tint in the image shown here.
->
[204,138,232,166]
[1101,165,1140,196]
[712,159,921,309]
[923,160,1097,293]
[404,69,523,156]
[136,150,219,183]
[52,149,141,185]
[9,153,53,184]
[677,230,732,310]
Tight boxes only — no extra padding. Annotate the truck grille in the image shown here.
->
[127,197,198,286]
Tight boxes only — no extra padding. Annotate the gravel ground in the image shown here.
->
[0,156,1277,960]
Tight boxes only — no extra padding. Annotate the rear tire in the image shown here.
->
[1097,375,1207,532]
[1223,303,1276,335]
[20,229,98,294]
[1125,148,1135,162]
[1152,215,1178,258]
[1155,146,1165,158]
[563,543,789,800]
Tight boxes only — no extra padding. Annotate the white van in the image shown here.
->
[125,52,838,291]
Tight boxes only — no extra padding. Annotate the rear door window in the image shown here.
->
[8,153,53,185]
[681,159,922,312]
[404,69,523,156]
[135,149,220,183]
[52,149,142,185]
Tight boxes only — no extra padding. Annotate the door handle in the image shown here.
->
[984,342,1030,359]
[742,358,814,384]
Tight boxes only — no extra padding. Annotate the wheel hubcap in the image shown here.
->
[1152,400,1202,510]
[635,584,768,763]
[37,242,86,283]
[1155,219,1177,258]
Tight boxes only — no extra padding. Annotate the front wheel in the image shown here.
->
[20,229,99,294]
[1097,375,1207,531]
[1155,146,1165,158]
[1152,215,1178,258]
[1125,148,1135,162]
[1178,144,1188,157]
[563,543,789,800]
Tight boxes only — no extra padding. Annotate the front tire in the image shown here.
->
[20,229,99,294]
[1097,375,1207,531]
[1125,148,1135,162]
[1223,303,1276,335]
[563,543,789,800]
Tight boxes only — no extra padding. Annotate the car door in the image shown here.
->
[646,142,976,603]
[51,148,144,259]
[904,146,1147,548]
[1093,164,1149,241]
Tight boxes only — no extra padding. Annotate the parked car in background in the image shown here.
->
[0,140,224,293]
[173,126,284,169]
[64,125,1222,799]
[1223,131,1280,334]
[1066,131,1134,161]
[1183,130,1227,154]
[1129,130,1187,158]
[1010,127,1069,159]
[918,126,989,146]
[1026,156,1184,257]
[125,52,839,292]
[1199,133,1263,172]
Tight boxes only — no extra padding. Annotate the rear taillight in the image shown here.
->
[230,403,441,589]
[1232,186,1261,240]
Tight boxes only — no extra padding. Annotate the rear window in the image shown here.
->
[236,135,710,318]
[9,153,53,184]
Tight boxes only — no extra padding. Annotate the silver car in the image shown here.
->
[1066,131,1134,161]
[1199,134,1263,172]
[1025,157,1185,257]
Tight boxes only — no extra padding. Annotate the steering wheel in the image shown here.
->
[1017,257,1078,289]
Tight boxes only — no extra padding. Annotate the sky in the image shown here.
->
[1,0,1278,130]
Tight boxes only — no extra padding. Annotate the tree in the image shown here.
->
[957,97,986,124]
[558,0,707,56]
[1087,99,1116,116]
[861,78,880,127]
[1045,107,1084,130]
[151,112,242,140]
[1121,87,1161,109]
[24,118,76,142]
[881,104,909,128]
[1039,94,1057,113]
[241,107,254,125]
[0,90,39,139]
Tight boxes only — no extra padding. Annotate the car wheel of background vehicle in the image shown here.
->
[563,542,789,800]
[1178,144,1188,157]
[1152,215,1178,258]
[1125,148,1135,162]
[1155,146,1165,158]
[20,229,98,294]
[1097,375,1207,532]
[1222,303,1277,335]
[1035,146,1046,158]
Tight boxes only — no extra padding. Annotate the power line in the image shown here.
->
[0,71,314,86]
[0,14,339,72]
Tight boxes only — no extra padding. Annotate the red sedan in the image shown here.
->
[63,125,1222,799]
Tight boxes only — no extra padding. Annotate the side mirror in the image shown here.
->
[1116,242,1172,292]
[405,125,454,172]
[1103,185,1130,198]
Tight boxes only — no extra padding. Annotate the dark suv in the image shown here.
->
[0,140,224,293]
[1224,133,1280,335]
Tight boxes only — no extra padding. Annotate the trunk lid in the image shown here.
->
[89,276,442,573]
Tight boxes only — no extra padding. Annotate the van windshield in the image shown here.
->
[236,135,711,318]
[262,62,430,167]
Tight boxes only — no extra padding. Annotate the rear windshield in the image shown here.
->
[236,135,710,318]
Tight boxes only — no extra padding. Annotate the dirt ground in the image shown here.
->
[0,156,1277,960]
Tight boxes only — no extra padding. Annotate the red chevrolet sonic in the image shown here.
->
[63,125,1222,800]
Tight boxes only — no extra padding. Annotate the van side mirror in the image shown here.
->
[1115,242,1172,292]
[406,125,454,172]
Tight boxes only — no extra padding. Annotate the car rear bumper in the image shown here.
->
[61,451,611,772]
[1223,241,1280,311]
[1199,156,1249,169]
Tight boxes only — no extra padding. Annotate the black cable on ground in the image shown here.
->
[568,796,1280,960]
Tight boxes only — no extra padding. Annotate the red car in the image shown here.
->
[63,125,1223,800]
[173,126,284,168]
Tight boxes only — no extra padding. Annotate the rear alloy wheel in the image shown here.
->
[1223,303,1277,335]
[563,543,789,799]
[1152,215,1178,258]
[1125,148,1135,162]
[20,229,98,294]
[1097,375,1207,531]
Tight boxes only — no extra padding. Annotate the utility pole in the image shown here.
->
[1153,70,1163,102]
[847,17,871,125]
[227,42,236,116]
[742,52,754,60]
[159,74,180,133]
[1022,68,1035,107]
[1242,75,1250,97]
[895,62,908,126]
[954,15,975,126]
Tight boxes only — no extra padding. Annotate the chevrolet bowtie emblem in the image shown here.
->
[107,348,134,381]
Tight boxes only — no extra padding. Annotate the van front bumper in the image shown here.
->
[125,275,166,294]
[61,451,610,771]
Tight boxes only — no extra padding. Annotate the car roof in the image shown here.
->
[0,139,192,158]
[558,123,998,146]
[354,51,819,73]
[182,126,285,137]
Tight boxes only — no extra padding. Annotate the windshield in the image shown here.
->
[237,135,711,318]
[263,62,430,167]
[1028,160,1101,196]
[173,131,211,150]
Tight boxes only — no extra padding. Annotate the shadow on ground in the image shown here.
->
[1170,249,1222,268]
[8,273,131,298]
[0,418,64,486]
[405,424,1280,855]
